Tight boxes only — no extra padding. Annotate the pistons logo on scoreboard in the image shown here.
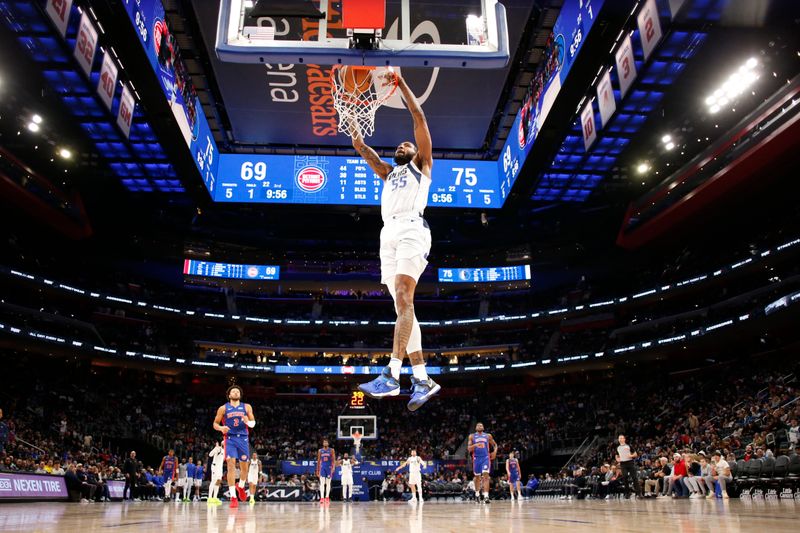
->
[247,267,259,278]
[296,166,326,192]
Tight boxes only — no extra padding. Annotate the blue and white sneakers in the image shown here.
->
[359,368,442,410]
[407,377,441,411]
[358,367,400,398]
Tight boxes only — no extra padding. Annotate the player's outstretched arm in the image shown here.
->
[245,403,256,428]
[212,405,228,433]
[349,119,392,180]
[394,73,432,172]
[395,460,408,472]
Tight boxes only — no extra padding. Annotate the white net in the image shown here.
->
[352,432,362,451]
[331,65,398,139]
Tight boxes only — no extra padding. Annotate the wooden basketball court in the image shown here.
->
[1,499,798,532]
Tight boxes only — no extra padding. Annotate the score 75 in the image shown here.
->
[452,167,478,189]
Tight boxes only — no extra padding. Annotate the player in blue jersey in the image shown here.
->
[193,459,204,502]
[351,71,441,411]
[183,456,196,502]
[467,423,497,504]
[213,384,255,508]
[316,439,336,504]
[506,451,523,501]
[158,449,178,502]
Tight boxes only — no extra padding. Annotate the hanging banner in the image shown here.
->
[637,0,663,62]
[596,69,616,127]
[73,12,98,77]
[614,34,637,99]
[97,53,119,110]
[580,100,597,151]
[668,0,687,20]
[117,85,135,138]
[45,0,73,37]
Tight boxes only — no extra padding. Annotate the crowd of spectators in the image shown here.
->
[1,348,796,502]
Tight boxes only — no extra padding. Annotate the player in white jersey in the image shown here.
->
[395,449,426,503]
[207,441,225,505]
[352,71,441,411]
[337,452,359,502]
[247,452,261,505]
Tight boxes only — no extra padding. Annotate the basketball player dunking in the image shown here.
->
[395,449,426,503]
[316,439,336,504]
[468,423,497,504]
[158,449,177,503]
[351,71,441,411]
[506,451,523,500]
[212,385,255,508]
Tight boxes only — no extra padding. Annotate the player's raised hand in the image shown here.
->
[380,68,400,87]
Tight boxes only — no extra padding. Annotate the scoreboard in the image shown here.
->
[183,260,280,280]
[215,154,503,208]
[438,265,531,283]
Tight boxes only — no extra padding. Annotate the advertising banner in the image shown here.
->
[281,459,437,480]
[0,473,69,500]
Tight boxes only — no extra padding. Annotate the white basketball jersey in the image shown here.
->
[381,161,431,222]
[407,456,422,475]
[341,459,353,477]
[210,446,224,469]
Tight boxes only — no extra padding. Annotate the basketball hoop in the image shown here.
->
[331,65,398,139]
[352,431,363,451]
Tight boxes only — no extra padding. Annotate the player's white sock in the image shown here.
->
[483,492,488,499]
[388,358,402,380]
[229,486,237,498]
[412,364,428,381]
[238,480,245,489]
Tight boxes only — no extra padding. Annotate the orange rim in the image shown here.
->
[330,65,398,107]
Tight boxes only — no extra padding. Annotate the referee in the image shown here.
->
[615,435,643,499]
[123,450,139,501]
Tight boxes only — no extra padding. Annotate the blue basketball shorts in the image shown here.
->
[225,435,250,462]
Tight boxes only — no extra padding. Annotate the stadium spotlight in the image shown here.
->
[665,142,675,151]
[59,148,72,159]
[27,121,40,132]
[636,162,649,174]
[704,57,759,114]
[661,134,671,144]
[32,114,43,124]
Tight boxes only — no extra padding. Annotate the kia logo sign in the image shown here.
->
[296,166,326,192]
[264,487,302,500]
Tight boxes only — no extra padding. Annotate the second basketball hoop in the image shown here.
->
[331,65,398,139]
